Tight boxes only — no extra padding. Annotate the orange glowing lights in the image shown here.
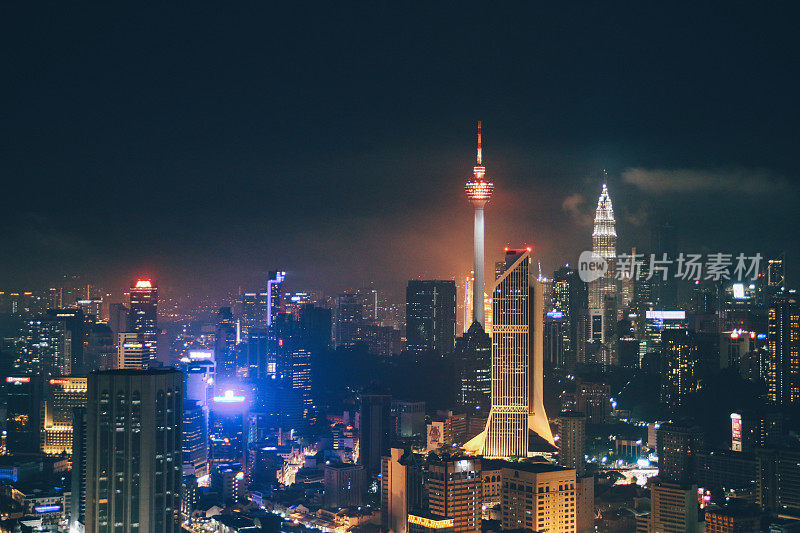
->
[135,280,152,288]
[465,180,494,202]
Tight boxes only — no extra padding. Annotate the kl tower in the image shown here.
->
[465,121,494,328]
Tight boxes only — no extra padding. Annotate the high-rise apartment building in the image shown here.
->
[427,455,482,533]
[558,411,586,476]
[406,280,457,355]
[649,480,700,533]
[657,422,704,485]
[500,461,577,533]
[767,296,799,406]
[660,329,700,410]
[84,369,183,532]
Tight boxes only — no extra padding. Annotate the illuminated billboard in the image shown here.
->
[213,390,245,403]
[645,310,686,320]
[731,413,742,452]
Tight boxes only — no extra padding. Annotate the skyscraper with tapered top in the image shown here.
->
[589,177,617,341]
[465,248,555,457]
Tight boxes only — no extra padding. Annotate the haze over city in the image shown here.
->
[3,4,799,296]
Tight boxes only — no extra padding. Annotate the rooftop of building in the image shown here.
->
[91,368,179,376]
[322,461,362,470]
[497,460,572,474]
[558,410,587,419]
[408,510,451,521]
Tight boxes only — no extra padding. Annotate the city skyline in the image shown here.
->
[2,5,800,533]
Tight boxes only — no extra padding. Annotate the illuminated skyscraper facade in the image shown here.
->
[589,182,617,338]
[464,121,494,328]
[42,376,87,455]
[767,295,800,406]
[465,249,554,457]
[130,279,158,360]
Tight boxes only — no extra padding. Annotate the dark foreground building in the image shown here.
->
[84,368,183,532]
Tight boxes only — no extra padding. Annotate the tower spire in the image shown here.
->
[477,120,482,165]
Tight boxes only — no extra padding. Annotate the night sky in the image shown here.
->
[3,4,799,296]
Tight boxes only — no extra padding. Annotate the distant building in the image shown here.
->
[704,501,761,533]
[406,280,457,355]
[183,399,209,478]
[3,375,43,455]
[574,378,612,424]
[660,329,700,410]
[42,376,87,455]
[129,279,158,359]
[589,181,617,342]
[392,401,426,437]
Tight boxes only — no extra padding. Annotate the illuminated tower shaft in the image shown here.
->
[473,206,486,326]
[465,121,494,328]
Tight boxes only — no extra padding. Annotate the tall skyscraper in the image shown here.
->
[266,270,286,327]
[406,280,457,355]
[589,180,617,340]
[183,399,209,478]
[359,393,391,478]
[464,121,494,328]
[660,329,700,410]
[84,369,183,532]
[465,249,555,457]
[130,279,158,359]
[767,295,799,406]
